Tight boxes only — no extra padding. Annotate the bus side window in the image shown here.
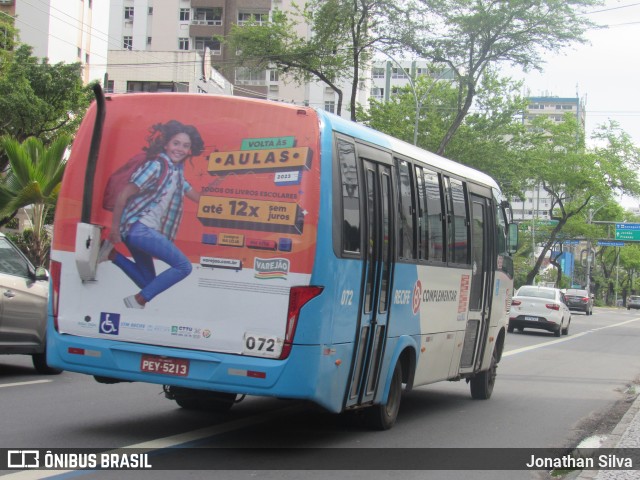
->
[424,168,444,262]
[396,158,416,261]
[445,177,470,265]
[338,140,361,254]
[414,166,426,260]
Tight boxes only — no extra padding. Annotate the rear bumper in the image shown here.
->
[509,316,560,333]
[46,325,351,413]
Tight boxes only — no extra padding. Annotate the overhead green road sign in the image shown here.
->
[615,223,640,241]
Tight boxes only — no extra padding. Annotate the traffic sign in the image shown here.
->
[615,223,640,242]
[563,240,580,245]
[597,240,625,247]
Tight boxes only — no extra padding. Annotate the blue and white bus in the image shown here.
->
[48,89,517,429]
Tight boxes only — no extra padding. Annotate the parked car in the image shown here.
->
[0,232,61,374]
[509,286,571,337]
[564,288,594,315]
[628,295,640,310]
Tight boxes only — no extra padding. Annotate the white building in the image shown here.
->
[1,0,110,85]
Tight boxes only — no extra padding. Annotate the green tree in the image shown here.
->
[402,0,599,155]
[521,117,640,285]
[0,135,70,266]
[0,43,94,175]
[360,70,530,198]
[226,0,397,119]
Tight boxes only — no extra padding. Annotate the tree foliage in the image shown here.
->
[0,135,70,265]
[519,117,640,285]
[226,0,399,119]
[0,44,93,150]
[400,0,600,155]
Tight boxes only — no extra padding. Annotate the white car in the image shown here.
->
[509,286,571,337]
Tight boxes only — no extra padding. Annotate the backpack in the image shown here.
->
[102,152,168,211]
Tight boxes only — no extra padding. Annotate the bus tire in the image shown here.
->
[32,353,63,375]
[364,361,402,430]
[470,348,497,400]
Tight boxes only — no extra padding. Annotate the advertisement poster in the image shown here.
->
[52,95,321,356]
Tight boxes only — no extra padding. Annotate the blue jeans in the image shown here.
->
[113,221,192,302]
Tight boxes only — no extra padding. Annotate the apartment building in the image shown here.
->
[511,95,587,221]
[1,0,109,85]
[369,59,454,103]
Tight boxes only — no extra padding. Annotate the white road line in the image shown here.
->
[0,380,52,389]
[504,316,640,357]
[0,404,304,479]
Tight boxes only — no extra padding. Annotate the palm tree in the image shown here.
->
[0,135,70,266]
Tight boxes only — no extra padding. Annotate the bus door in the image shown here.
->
[461,193,494,371]
[346,156,394,407]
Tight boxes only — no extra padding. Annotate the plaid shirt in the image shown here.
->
[120,153,192,241]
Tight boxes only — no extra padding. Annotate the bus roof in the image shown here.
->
[316,108,500,190]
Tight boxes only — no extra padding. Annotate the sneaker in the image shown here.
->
[124,295,144,309]
[98,239,114,263]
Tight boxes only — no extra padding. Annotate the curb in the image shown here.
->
[575,392,640,479]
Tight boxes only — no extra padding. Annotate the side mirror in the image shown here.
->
[507,223,518,254]
[35,266,49,281]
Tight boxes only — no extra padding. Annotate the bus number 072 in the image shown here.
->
[245,335,275,352]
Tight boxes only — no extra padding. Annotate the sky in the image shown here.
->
[506,0,640,146]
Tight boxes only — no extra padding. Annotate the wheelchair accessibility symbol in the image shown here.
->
[99,312,120,335]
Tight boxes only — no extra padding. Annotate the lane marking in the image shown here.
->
[504,316,640,357]
[0,380,52,389]
[1,404,304,479]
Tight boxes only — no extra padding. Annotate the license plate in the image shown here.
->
[140,355,189,377]
[524,316,539,321]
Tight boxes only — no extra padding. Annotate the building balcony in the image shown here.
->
[189,24,224,37]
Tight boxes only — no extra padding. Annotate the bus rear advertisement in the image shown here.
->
[47,89,517,430]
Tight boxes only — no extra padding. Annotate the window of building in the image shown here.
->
[269,70,279,82]
[235,67,266,85]
[179,8,190,21]
[105,80,114,93]
[178,38,189,50]
[372,67,384,79]
[195,37,221,54]
[193,7,222,25]
[324,101,335,114]
[127,81,177,93]
[85,53,89,64]
[371,87,384,100]
[238,12,268,25]
[147,37,152,45]
[124,6,134,20]
[391,67,408,79]
[148,7,153,15]
[123,36,132,50]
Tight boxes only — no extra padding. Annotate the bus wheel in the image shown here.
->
[470,349,497,400]
[364,362,402,430]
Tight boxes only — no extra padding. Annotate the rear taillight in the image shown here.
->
[280,286,324,360]
[511,299,521,306]
[50,260,61,331]
[546,303,560,311]
[581,297,589,303]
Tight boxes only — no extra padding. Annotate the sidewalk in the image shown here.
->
[575,391,640,480]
